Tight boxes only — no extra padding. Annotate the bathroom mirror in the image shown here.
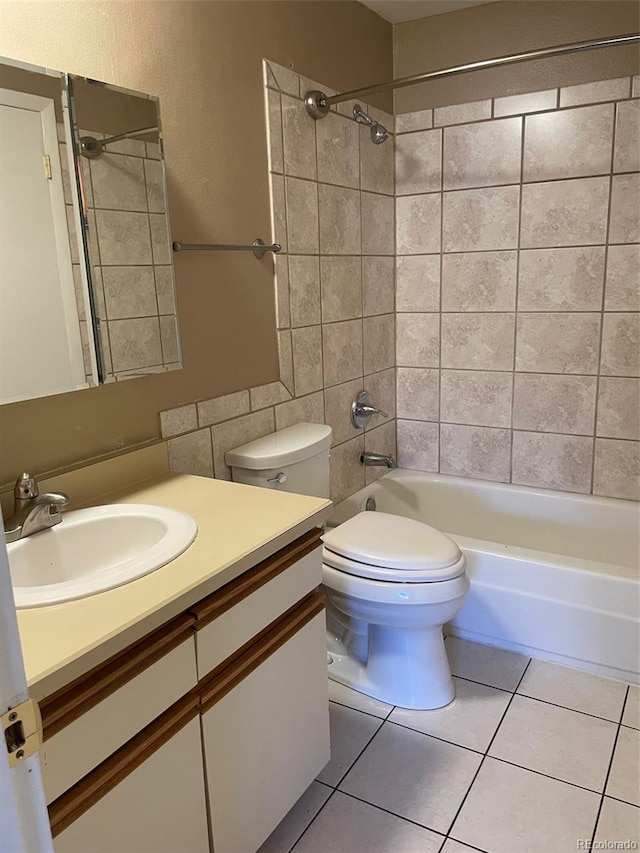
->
[0,57,182,405]
[68,75,182,381]
[0,58,96,403]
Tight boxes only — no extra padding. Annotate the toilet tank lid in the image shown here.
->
[225,422,332,470]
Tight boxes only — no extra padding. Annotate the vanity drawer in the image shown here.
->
[192,528,323,680]
[40,614,197,804]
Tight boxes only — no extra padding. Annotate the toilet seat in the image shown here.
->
[322,512,464,583]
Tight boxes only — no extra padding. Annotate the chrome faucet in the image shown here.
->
[351,391,389,429]
[4,473,69,543]
[360,452,396,469]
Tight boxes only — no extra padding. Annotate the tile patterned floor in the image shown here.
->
[259,637,640,853]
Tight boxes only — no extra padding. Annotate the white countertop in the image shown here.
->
[16,473,331,700]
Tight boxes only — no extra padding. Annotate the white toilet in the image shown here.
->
[226,422,469,710]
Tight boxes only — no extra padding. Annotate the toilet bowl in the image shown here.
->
[323,511,468,710]
[225,423,469,711]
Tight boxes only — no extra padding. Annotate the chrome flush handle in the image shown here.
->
[267,472,287,485]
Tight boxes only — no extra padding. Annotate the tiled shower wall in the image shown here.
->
[160,61,396,504]
[394,75,640,500]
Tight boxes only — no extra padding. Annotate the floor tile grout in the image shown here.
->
[513,689,626,724]
[589,685,629,845]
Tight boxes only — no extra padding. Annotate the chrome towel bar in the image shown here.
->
[172,238,282,259]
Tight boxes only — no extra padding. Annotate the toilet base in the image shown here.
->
[326,623,456,710]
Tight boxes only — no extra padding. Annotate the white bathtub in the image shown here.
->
[332,469,640,684]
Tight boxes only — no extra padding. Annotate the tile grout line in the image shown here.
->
[509,114,526,484]
[442,657,532,840]
[588,685,630,845]
[437,126,444,474]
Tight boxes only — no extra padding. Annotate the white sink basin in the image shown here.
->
[9,504,198,609]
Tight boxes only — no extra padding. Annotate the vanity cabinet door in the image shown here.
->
[50,701,209,853]
[200,594,330,853]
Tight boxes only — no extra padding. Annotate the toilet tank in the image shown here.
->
[225,423,332,498]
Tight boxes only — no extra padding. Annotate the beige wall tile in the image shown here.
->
[330,435,365,503]
[397,420,439,472]
[144,159,166,213]
[396,255,440,312]
[560,77,630,107]
[441,370,512,427]
[444,118,521,190]
[96,210,152,265]
[396,194,441,254]
[605,245,640,310]
[266,88,283,173]
[160,316,179,363]
[440,424,511,482]
[513,374,597,435]
[323,319,363,386]
[160,404,197,438]
[155,266,176,315]
[103,266,157,319]
[198,390,250,427]
[282,94,316,180]
[442,251,517,311]
[396,109,433,134]
[609,174,640,243]
[516,313,601,374]
[363,314,395,374]
[634,76,640,98]
[361,193,394,257]
[512,431,593,493]
[597,377,640,440]
[494,89,557,117]
[443,186,520,252]
[523,104,614,182]
[211,409,275,480]
[274,253,290,329]
[593,438,640,500]
[321,256,362,323]
[249,381,292,411]
[434,100,491,127]
[316,111,359,188]
[363,256,394,316]
[292,325,323,395]
[90,154,147,211]
[364,421,397,483]
[168,428,214,478]
[274,391,324,431]
[397,367,439,420]
[441,313,515,371]
[520,177,609,248]
[365,368,396,425]
[278,329,294,394]
[109,317,162,371]
[396,313,439,367]
[267,62,299,97]
[324,378,364,446]
[149,214,171,265]
[360,125,394,195]
[285,178,319,254]
[289,255,321,327]
[319,185,361,254]
[396,129,442,195]
[614,99,640,173]
[270,174,288,252]
[518,247,605,311]
[600,313,640,377]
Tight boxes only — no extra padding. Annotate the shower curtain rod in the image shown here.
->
[304,33,639,117]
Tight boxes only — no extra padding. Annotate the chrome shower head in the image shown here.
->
[353,104,389,145]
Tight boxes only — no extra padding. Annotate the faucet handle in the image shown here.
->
[351,391,389,428]
[14,473,39,501]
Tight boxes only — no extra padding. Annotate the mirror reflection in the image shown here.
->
[0,60,96,403]
[0,57,183,406]
[68,76,181,382]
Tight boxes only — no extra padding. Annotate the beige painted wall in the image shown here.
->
[0,0,391,486]
[394,1,640,113]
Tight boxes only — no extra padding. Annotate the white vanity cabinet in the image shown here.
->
[43,526,330,853]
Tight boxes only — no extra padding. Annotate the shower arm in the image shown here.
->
[100,126,158,147]
[305,33,639,117]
